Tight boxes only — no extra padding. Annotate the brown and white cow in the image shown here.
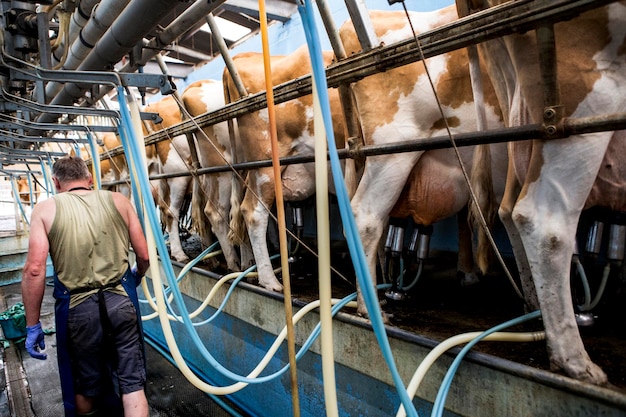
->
[86,132,129,196]
[223,45,354,292]
[14,176,39,206]
[181,79,249,271]
[142,95,193,263]
[456,0,626,384]
[339,7,504,317]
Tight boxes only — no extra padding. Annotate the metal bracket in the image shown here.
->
[141,111,163,124]
[543,105,565,138]
[8,68,174,95]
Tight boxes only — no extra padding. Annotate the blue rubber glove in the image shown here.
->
[130,264,143,287]
[25,322,47,360]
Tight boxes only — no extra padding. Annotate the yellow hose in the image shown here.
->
[140,249,224,320]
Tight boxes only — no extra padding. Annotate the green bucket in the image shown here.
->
[0,302,27,340]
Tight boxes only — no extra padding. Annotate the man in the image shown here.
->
[21,155,150,417]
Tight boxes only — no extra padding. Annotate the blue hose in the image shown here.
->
[431,310,542,417]
[38,159,51,198]
[297,3,419,416]
[138,241,220,306]
[115,115,146,229]
[87,132,102,189]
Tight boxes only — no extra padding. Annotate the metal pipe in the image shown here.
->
[316,0,347,60]
[79,0,229,110]
[120,0,228,71]
[342,0,379,51]
[51,0,101,67]
[316,0,364,154]
[37,0,180,124]
[45,0,131,100]
[207,13,248,98]
[206,11,245,167]
[536,23,563,138]
[47,0,618,145]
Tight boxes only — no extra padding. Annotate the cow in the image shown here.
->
[181,79,249,272]
[79,132,129,196]
[338,7,505,319]
[455,0,626,385]
[14,176,39,206]
[141,95,193,263]
[223,45,355,292]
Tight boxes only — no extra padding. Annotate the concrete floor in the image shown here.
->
[0,282,246,417]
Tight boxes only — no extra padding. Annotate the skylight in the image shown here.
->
[200,15,251,41]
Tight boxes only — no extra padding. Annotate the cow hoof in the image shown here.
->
[458,271,480,287]
[576,364,609,386]
[259,280,284,293]
[173,255,190,263]
[555,359,608,386]
[357,308,392,325]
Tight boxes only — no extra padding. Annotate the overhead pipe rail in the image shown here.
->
[1,0,618,161]
[68,0,232,118]
[1,50,174,105]
[95,0,622,160]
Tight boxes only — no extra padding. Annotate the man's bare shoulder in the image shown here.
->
[109,190,131,206]
[31,197,56,229]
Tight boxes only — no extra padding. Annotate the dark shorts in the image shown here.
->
[67,291,146,397]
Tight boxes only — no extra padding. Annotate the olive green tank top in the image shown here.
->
[48,190,129,307]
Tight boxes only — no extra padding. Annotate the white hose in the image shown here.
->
[140,266,279,322]
[152,251,356,395]
[313,78,339,417]
[396,330,546,417]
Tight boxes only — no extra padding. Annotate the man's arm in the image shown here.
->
[112,192,150,276]
[21,201,52,327]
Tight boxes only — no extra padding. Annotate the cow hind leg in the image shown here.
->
[206,174,241,271]
[513,197,607,385]
[166,178,191,263]
[241,176,284,292]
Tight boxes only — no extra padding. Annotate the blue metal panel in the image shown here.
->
[140,291,462,417]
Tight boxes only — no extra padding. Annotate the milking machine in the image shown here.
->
[384,219,432,302]
[573,208,626,326]
[288,202,304,262]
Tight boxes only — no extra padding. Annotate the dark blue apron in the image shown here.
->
[53,267,144,417]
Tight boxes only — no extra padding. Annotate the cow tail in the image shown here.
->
[190,177,211,246]
[223,74,248,246]
[468,143,496,274]
[228,172,247,245]
[343,157,358,199]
